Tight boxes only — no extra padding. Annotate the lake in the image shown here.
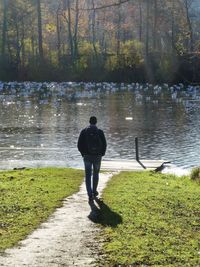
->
[0,81,199,170]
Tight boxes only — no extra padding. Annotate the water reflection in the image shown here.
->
[0,81,199,169]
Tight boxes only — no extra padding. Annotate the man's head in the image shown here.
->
[89,116,97,125]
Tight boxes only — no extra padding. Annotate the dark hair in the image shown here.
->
[89,116,97,125]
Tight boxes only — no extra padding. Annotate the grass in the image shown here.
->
[99,171,200,267]
[191,167,200,182]
[0,167,83,251]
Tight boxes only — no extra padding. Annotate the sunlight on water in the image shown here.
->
[161,164,191,177]
[0,81,200,171]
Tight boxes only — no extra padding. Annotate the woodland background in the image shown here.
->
[0,0,200,83]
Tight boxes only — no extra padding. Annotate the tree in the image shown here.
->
[0,0,200,82]
[183,0,194,52]
[145,0,150,56]
[1,0,8,56]
[56,3,62,62]
[36,0,44,60]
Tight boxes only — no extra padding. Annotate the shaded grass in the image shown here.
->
[0,168,83,251]
[99,171,200,266]
[191,167,200,182]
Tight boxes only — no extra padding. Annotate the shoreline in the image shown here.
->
[0,161,192,177]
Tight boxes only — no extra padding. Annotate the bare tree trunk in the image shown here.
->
[171,0,175,53]
[31,31,35,58]
[91,0,98,60]
[37,0,44,60]
[116,4,121,57]
[21,16,25,68]
[1,0,8,56]
[138,0,142,42]
[64,0,74,60]
[73,0,79,60]
[11,2,21,75]
[184,0,194,52]
[15,22,21,73]
[145,0,150,56]
[56,6,62,63]
[153,0,158,50]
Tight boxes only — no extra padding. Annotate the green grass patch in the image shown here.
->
[0,168,83,251]
[99,171,200,266]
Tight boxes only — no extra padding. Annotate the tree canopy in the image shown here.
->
[0,0,200,83]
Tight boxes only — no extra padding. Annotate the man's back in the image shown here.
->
[78,125,106,157]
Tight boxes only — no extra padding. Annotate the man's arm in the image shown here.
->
[77,130,85,156]
[99,130,107,156]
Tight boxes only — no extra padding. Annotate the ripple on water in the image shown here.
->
[0,82,199,170]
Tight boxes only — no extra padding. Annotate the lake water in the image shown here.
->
[0,81,199,171]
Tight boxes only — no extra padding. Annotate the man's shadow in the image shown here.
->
[88,197,122,227]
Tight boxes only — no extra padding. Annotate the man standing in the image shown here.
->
[77,116,107,202]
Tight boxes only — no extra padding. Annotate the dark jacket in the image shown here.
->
[77,125,107,157]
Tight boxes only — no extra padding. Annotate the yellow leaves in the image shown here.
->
[45,23,56,33]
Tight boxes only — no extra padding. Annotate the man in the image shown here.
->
[77,116,107,202]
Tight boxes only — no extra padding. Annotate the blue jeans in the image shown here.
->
[83,155,102,197]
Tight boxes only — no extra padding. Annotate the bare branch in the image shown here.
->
[78,0,131,11]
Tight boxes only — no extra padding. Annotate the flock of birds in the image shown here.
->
[0,81,200,104]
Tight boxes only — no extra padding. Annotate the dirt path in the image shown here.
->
[0,173,114,267]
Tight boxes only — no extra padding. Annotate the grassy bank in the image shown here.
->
[99,171,200,266]
[0,168,83,251]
